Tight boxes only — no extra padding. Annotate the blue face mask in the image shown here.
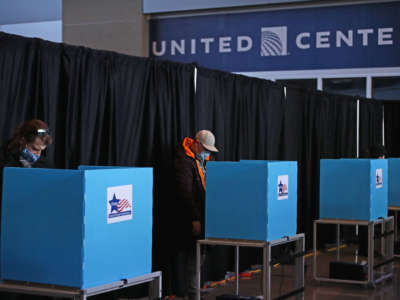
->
[200,151,210,161]
[21,148,40,163]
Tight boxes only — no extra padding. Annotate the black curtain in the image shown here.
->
[359,98,383,157]
[0,34,61,163]
[195,69,358,251]
[282,88,358,248]
[195,67,285,161]
[383,101,400,157]
[0,32,196,295]
[0,32,195,168]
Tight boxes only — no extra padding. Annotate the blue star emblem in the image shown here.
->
[278,181,283,193]
[109,194,120,213]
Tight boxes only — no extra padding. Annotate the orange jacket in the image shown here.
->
[174,137,211,245]
[181,137,210,189]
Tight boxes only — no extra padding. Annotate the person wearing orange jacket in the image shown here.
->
[174,130,218,300]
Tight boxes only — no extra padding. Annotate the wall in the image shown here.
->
[63,0,148,57]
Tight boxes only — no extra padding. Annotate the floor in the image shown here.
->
[199,247,400,300]
[1,247,399,299]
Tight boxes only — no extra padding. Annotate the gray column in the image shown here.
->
[63,0,149,57]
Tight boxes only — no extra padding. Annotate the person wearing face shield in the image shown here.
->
[0,119,53,299]
[0,119,53,170]
[0,119,53,222]
[174,130,218,300]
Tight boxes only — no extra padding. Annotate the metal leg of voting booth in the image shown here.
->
[313,217,394,287]
[0,271,162,299]
[388,206,400,257]
[196,234,305,300]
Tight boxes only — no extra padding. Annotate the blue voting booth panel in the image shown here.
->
[320,159,388,221]
[205,160,297,241]
[388,159,400,206]
[1,167,153,289]
[1,168,84,287]
[81,167,153,288]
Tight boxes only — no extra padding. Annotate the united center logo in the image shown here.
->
[261,26,288,56]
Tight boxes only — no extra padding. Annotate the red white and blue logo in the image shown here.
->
[107,185,133,224]
[376,168,383,189]
[278,175,289,200]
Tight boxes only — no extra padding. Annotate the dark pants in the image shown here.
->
[176,248,197,300]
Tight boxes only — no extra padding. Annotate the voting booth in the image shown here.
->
[205,160,297,241]
[199,160,304,300]
[1,166,153,289]
[387,159,400,257]
[388,158,400,206]
[316,159,393,287]
[320,159,388,221]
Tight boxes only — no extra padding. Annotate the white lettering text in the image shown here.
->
[336,30,353,47]
[152,41,165,56]
[171,40,185,55]
[357,29,374,46]
[296,32,310,49]
[378,28,393,45]
[316,31,330,48]
[219,36,232,53]
[191,39,196,54]
[200,38,215,54]
[237,36,252,52]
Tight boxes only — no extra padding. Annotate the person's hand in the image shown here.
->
[192,221,201,236]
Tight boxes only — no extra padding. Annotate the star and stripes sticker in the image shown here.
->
[109,194,132,213]
[107,185,133,224]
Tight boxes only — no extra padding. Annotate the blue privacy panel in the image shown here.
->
[388,159,400,206]
[82,167,153,288]
[320,159,388,221]
[1,167,153,289]
[205,160,297,241]
[1,168,84,287]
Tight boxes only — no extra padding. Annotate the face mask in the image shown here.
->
[200,151,210,161]
[21,148,40,163]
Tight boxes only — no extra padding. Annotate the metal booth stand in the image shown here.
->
[388,206,400,257]
[313,217,394,287]
[196,234,305,300]
[0,271,162,300]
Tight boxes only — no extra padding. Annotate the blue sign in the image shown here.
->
[149,2,400,72]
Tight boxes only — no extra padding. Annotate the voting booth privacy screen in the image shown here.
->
[1,167,153,288]
[320,159,388,221]
[205,160,297,241]
[388,158,400,207]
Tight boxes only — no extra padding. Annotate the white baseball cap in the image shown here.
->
[195,130,219,152]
